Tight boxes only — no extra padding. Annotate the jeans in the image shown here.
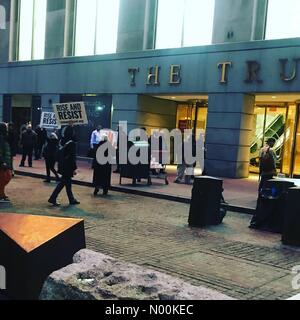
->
[49,176,75,203]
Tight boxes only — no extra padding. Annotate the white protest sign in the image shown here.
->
[40,112,61,129]
[53,101,88,126]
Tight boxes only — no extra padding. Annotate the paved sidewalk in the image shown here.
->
[2,176,300,300]
[13,155,259,212]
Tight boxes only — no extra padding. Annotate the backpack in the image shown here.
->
[260,147,275,172]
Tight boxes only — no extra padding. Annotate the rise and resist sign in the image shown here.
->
[53,102,88,126]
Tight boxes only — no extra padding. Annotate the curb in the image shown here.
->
[15,170,255,215]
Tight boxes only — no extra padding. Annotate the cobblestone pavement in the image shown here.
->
[2,175,300,300]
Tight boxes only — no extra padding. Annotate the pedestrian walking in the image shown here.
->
[35,125,47,160]
[48,126,80,206]
[19,124,37,167]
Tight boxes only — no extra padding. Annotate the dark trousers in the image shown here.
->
[20,147,33,167]
[258,174,274,194]
[49,176,75,203]
[35,145,43,160]
[45,158,59,180]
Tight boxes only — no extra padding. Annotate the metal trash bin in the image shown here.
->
[188,176,225,227]
[250,179,295,233]
[282,187,300,246]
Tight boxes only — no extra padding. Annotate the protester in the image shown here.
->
[93,136,112,196]
[35,125,47,160]
[19,124,37,167]
[48,126,80,206]
[0,123,13,202]
[258,137,277,194]
[43,132,59,183]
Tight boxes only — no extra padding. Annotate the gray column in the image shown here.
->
[63,0,76,57]
[45,0,66,59]
[112,94,139,132]
[117,0,157,53]
[41,94,60,113]
[205,93,255,178]
[212,0,268,44]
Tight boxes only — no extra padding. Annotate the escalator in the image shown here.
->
[250,114,285,168]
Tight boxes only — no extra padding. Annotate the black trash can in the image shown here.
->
[250,179,295,233]
[188,176,225,227]
[282,187,300,246]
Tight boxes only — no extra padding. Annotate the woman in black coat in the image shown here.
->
[48,126,80,206]
[93,138,112,196]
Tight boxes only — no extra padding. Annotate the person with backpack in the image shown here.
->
[48,126,80,206]
[0,122,13,202]
[258,138,277,194]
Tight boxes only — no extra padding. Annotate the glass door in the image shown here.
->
[292,104,300,177]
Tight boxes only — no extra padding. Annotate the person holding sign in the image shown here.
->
[48,126,80,206]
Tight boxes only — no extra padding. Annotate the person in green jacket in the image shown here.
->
[0,122,13,201]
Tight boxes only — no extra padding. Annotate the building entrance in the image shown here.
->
[176,100,208,134]
[250,100,300,178]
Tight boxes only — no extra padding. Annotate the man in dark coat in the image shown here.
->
[48,126,80,206]
[19,124,37,167]
[93,137,112,196]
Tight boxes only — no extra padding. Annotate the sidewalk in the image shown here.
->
[13,155,258,212]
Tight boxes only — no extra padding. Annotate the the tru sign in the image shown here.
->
[128,59,300,86]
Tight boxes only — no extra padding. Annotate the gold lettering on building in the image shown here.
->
[217,61,232,84]
[245,60,263,83]
[146,66,160,86]
[169,65,181,84]
[128,68,140,86]
[279,58,300,82]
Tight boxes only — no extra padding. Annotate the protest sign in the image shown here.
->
[53,102,88,126]
[40,112,61,129]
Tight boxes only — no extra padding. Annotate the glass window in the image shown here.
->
[266,0,300,40]
[18,0,47,61]
[75,0,97,56]
[32,0,47,59]
[156,0,215,49]
[18,0,34,61]
[156,0,185,49]
[95,0,120,54]
[183,0,215,46]
[75,0,119,56]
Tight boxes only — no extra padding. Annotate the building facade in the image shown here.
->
[1,0,300,178]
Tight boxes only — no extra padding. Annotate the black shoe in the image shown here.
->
[48,199,60,207]
[103,189,108,196]
[48,199,60,206]
[0,197,10,202]
[69,199,80,205]
[44,179,51,183]
[19,164,25,167]
[93,188,99,196]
